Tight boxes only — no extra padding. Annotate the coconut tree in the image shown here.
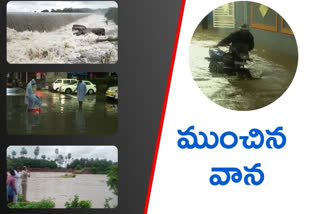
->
[20,147,28,157]
[34,146,40,159]
[11,151,17,159]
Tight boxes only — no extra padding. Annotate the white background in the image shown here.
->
[148,0,320,213]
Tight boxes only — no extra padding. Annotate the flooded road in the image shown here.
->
[7,90,118,135]
[26,172,117,208]
[189,38,297,111]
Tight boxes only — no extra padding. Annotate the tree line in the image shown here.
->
[7,147,117,174]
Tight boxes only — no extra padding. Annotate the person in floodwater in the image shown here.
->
[216,24,254,59]
[7,170,16,204]
[25,79,41,112]
[13,167,21,204]
[20,166,30,202]
[76,78,87,110]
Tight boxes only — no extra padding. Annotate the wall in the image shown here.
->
[234,1,298,56]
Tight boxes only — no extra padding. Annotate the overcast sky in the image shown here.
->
[7,1,118,12]
[7,146,118,162]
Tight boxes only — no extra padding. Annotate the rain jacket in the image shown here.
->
[77,81,87,102]
[217,30,254,54]
[25,79,36,105]
[25,79,41,110]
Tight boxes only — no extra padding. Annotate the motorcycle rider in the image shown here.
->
[216,24,254,63]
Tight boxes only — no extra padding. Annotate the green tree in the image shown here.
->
[57,155,64,167]
[41,155,46,160]
[11,151,17,159]
[55,148,59,160]
[106,164,118,195]
[34,146,40,159]
[67,153,72,165]
[20,147,27,157]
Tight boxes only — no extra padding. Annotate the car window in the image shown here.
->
[71,80,77,84]
[64,80,70,84]
[85,82,91,85]
[55,80,62,83]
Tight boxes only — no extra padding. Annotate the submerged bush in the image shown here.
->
[8,199,55,208]
[65,195,92,208]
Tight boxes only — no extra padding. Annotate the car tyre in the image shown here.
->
[88,89,94,95]
[66,88,72,94]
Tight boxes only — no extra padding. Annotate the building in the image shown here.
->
[203,2,297,56]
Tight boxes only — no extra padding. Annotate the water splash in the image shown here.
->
[7,14,118,64]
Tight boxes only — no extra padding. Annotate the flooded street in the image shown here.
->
[26,172,117,208]
[189,37,297,111]
[7,90,118,135]
[7,13,118,64]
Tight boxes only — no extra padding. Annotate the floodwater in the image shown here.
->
[7,13,118,64]
[25,172,117,208]
[7,90,118,135]
[189,38,297,111]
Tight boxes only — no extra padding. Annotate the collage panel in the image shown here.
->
[7,72,118,135]
[7,146,118,209]
[7,1,118,64]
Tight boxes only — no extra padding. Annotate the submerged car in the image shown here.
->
[106,86,118,100]
[60,80,97,95]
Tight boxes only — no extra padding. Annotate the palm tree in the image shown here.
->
[11,151,17,159]
[20,147,28,157]
[34,146,40,159]
[67,153,72,164]
[55,148,59,160]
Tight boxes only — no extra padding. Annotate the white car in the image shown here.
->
[52,79,77,91]
[60,80,97,95]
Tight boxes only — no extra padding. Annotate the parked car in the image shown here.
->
[52,79,77,92]
[60,80,97,95]
[106,86,118,100]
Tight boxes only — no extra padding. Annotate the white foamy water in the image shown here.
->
[7,14,118,64]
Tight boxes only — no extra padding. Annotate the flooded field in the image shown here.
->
[189,35,297,111]
[7,13,118,64]
[25,172,117,208]
[7,90,118,135]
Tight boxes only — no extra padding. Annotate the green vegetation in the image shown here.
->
[90,74,118,95]
[106,164,118,195]
[65,195,92,208]
[68,158,116,174]
[8,199,55,208]
[7,155,117,175]
[7,157,58,170]
[105,7,118,24]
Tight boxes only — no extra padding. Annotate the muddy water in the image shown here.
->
[7,14,118,64]
[189,39,297,111]
[7,91,118,135]
[25,172,117,208]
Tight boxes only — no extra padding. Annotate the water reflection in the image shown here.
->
[7,91,118,135]
[189,39,297,111]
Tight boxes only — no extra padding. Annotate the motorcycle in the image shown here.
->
[208,45,252,78]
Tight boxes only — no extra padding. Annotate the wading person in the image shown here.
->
[76,78,87,110]
[25,79,36,106]
[21,166,30,202]
[7,170,16,204]
[13,168,21,203]
[25,79,41,112]
[216,24,254,59]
